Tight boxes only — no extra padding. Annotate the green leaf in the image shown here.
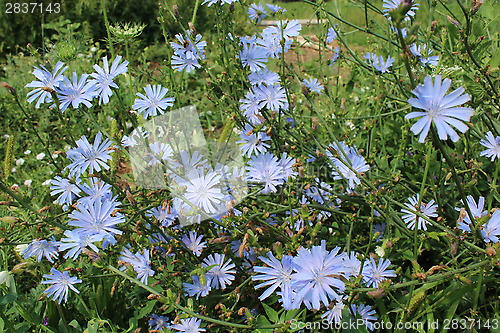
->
[490,50,500,68]
[427,232,445,241]
[261,303,279,323]
[472,40,493,62]
[0,293,17,305]
[84,320,99,333]
[13,323,30,333]
[137,300,156,319]
[426,311,435,333]
[253,315,273,333]
[281,309,304,322]
[14,302,40,325]
[68,320,81,330]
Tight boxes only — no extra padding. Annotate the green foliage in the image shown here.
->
[0,0,499,332]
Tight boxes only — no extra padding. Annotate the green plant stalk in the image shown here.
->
[395,21,416,88]
[456,0,499,98]
[110,119,119,174]
[55,301,70,332]
[301,0,400,48]
[125,42,130,65]
[347,260,489,293]
[364,0,369,29]
[101,0,115,58]
[191,0,201,26]
[0,180,68,230]
[51,104,77,145]
[13,97,61,172]
[2,135,15,180]
[487,160,500,210]
[81,109,113,140]
[430,128,477,230]
[472,268,484,314]
[345,213,355,254]
[413,142,433,256]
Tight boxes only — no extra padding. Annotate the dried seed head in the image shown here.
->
[472,0,484,14]
[188,22,196,35]
[447,15,461,28]
[486,246,496,257]
[0,82,16,95]
[367,288,386,299]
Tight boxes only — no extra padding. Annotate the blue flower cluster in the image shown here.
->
[250,241,395,329]
[17,2,500,331]
[26,56,129,112]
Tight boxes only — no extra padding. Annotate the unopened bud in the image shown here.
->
[0,82,16,95]
[312,117,319,130]
[389,0,413,23]
[471,0,484,14]
[301,84,309,96]
[486,246,496,256]
[298,166,305,178]
[173,4,179,16]
[450,241,458,256]
[447,16,461,28]
[401,0,414,13]
[367,288,386,299]
[55,40,78,62]
[273,242,283,259]
[188,22,196,35]
[457,208,467,224]
[456,275,472,284]
[0,216,19,223]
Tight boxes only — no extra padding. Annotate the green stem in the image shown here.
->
[300,0,400,48]
[472,268,484,314]
[13,97,61,171]
[395,21,416,88]
[347,260,489,293]
[101,0,115,58]
[415,142,433,255]
[0,180,67,230]
[191,0,201,26]
[430,128,477,230]
[456,0,498,97]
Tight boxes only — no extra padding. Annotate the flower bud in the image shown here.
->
[55,40,78,62]
[0,216,18,223]
[188,22,196,35]
[486,246,496,256]
[471,0,484,15]
[367,288,386,299]
[447,15,461,28]
[389,0,414,23]
[0,82,16,95]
